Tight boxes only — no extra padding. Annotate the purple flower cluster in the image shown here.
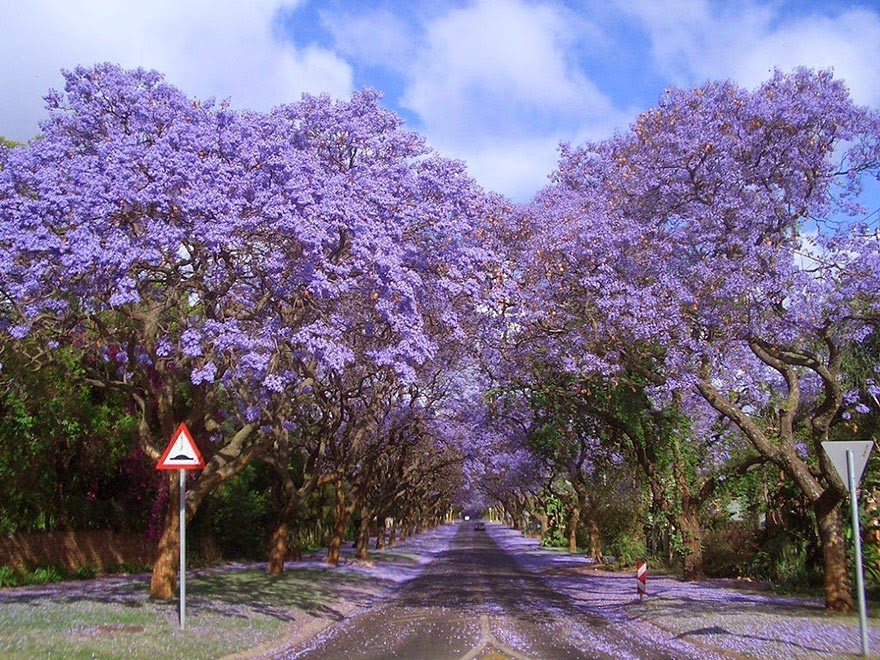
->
[0,63,506,589]
[486,68,880,609]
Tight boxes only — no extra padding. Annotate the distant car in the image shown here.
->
[474,521,486,531]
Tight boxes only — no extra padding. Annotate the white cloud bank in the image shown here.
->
[619,0,880,106]
[399,0,625,198]
[3,0,879,203]
[1,0,353,142]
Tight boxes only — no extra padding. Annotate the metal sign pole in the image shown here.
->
[847,450,868,656]
[179,469,186,630]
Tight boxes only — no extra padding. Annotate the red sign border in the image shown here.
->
[157,422,206,471]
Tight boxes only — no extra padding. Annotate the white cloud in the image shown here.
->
[0,0,354,142]
[401,0,613,146]
[618,0,880,106]
[388,0,625,200]
[445,136,562,202]
[732,10,880,107]
[320,8,413,70]
[430,106,636,202]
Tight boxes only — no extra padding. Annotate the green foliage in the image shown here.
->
[199,464,278,560]
[702,524,757,578]
[539,493,567,547]
[0,565,17,588]
[28,566,66,585]
[846,496,880,592]
[853,453,880,589]
[71,566,98,580]
[746,532,823,589]
[862,538,880,594]
[541,527,568,547]
[109,562,152,575]
[610,533,647,567]
[594,499,644,555]
[0,340,150,534]
[0,565,91,587]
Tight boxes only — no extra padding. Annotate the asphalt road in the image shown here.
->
[275,523,699,659]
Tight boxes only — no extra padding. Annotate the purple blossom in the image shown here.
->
[9,324,30,339]
[191,362,217,385]
[181,329,203,357]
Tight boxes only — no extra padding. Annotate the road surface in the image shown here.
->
[273,522,710,659]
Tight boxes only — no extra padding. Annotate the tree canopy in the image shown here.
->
[2,64,880,611]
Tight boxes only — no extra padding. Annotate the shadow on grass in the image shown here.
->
[0,565,397,624]
[0,574,153,608]
[188,567,391,622]
[633,584,829,618]
[675,624,830,655]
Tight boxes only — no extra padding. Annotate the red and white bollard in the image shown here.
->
[636,561,647,600]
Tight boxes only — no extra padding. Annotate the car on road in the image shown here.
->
[474,521,486,531]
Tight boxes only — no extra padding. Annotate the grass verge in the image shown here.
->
[0,564,394,659]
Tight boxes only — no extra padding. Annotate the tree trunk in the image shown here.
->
[326,482,353,566]
[356,507,371,560]
[537,512,549,545]
[389,525,398,547]
[587,513,602,562]
[673,433,704,580]
[815,498,854,612]
[679,507,704,580]
[267,519,290,575]
[376,517,387,550]
[568,503,581,553]
[150,473,179,599]
[150,421,262,597]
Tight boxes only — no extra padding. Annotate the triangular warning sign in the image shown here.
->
[822,441,874,486]
[157,423,206,470]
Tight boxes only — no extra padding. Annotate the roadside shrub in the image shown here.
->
[26,566,66,585]
[702,523,758,578]
[0,565,17,587]
[746,532,822,590]
[541,527,567,548]
[71,566,97,580]
[610,533,646,568]
[0,564,102,588]
[199,464,277,560]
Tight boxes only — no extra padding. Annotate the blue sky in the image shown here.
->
[3,0,880,203]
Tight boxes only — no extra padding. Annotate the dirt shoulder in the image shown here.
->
[492,528,879,659]
[1,524,876,659]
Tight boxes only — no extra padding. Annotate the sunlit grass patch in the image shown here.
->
[373,550,422,565]
[0,564,388,659]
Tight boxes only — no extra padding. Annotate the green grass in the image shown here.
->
[0,565,389,659]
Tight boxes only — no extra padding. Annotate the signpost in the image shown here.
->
[822,440,873,657]
[157,423,206,630]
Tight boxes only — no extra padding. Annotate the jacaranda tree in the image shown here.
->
[0,64,501,597]
[517,68,880,610]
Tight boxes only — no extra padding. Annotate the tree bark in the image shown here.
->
[673,432,704,580]
[567,503,581,553]
[679,507,704,580]
[698,372,852,611]
[267,519,291,576]
[536,512,549,545]
[356,507,371,560]
[149,473,179,600]
[326,481,353,566]
[376,517,387,550]
[587,513,602,562]
[815,496,853,611]
[149,422,261,598]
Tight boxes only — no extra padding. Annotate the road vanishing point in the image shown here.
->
[268,522,709,659]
